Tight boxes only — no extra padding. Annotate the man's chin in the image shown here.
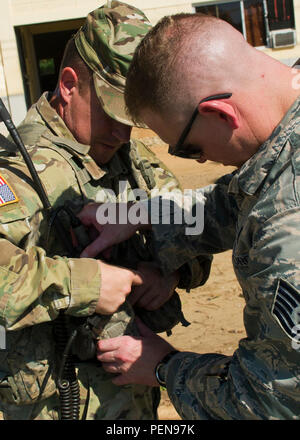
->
[90,145,120,165]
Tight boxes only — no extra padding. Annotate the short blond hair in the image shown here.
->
[125,13,220,123]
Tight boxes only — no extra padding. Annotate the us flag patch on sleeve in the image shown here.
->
[0,173,19,207]
[272,278,300,340]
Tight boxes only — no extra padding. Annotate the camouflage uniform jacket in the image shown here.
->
[0,93,209,419]
[151,96,300,419]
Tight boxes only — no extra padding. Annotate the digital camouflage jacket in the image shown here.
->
[152,96,300,420]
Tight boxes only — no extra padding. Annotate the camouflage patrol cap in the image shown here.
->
[74,1,151,126]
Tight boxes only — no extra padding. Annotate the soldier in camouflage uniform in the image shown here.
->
[80,15,300,419]
[0,3,211,419]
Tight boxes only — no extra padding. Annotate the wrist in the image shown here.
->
[154,350,180,387]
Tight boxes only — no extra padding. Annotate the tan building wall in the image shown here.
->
[0,0,299,130]
[0,0,193,97]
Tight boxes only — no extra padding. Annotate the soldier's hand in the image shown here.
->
[97,318,175,386]
[77,202,150,258]
[96,261,143,314]
[129,262,180,310]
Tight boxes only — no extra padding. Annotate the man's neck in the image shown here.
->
[49,91,63,118]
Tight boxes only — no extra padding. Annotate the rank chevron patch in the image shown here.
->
[0,173,19,207]
[272,278,300,339]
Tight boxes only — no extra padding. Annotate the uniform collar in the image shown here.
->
[36,92,80,144]
[229,96,300,196]
[35,92,128,181]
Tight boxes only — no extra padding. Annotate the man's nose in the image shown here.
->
[112,122,132,143]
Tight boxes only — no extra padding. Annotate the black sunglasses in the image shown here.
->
[168,93,232,159]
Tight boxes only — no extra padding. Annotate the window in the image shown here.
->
[244,0,266,46]
[267,0,295,30]
[38,58,55,76]
[196,1,244,33]
[194,0,295,47]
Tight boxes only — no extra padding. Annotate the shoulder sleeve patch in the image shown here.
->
[0,173,19,207]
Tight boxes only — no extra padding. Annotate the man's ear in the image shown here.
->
[198,100,239,129]
[59,67,78,104]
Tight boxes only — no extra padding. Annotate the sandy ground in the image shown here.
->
[132,128,246,420]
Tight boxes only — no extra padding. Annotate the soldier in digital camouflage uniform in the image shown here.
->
[0,3,211,420]
[81,14,300,419]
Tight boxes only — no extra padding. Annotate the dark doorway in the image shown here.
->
[15,18,84,108]
[33,29,77,94]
